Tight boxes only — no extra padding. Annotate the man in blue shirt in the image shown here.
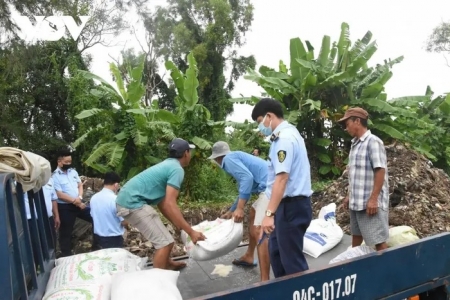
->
[208,141,270,281]
[90,172,128,249]
[251,98,313,278]
[116,138,206,271]
[52,150,93,257]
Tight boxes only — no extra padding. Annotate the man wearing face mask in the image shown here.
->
[89,172,128,249]
[251,98,313,278]
[52,150,93,257]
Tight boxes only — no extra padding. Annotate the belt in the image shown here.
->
[281,195,309,203]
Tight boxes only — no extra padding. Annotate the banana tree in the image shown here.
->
[72,54,180,179]
[234,22,419,178]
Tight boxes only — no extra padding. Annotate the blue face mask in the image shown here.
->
[258,115,272,136]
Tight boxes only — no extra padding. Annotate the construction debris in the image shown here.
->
[312,143,450,237]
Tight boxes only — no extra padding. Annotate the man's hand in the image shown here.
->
[189,230,206,244]
[366,196,378,215]
[232,208,244,223]
[78,203,87,210]
[72,198,81,206]
[261,216,275,236]
[54,216,60,230]
[220,211,233,219]
[340,196,349,211]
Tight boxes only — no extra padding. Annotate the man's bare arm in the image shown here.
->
[370,167,385,199]
[157,186,193,235]
[78,182,83,198]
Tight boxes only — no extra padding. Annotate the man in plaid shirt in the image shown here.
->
[338,107,389,251]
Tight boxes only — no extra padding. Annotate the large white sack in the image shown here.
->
[303,203,344,258]
[43,279,111,300]
[45,254,142,292]
[55,248,148,268]
[181,218,243,261]
[361,225,420,249]
[329,245,375,264]
[387,226,420,247]
[111,268,182,300]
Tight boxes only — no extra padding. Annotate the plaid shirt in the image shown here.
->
[348,130,389,211]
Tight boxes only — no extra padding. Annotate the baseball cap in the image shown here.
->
[169,138,195,157]
[208,141,231,160]
[337,107,369,124]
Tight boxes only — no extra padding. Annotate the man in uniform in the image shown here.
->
[116,138,206,271]
[208,141,270,281]
[90,171,128,249]
[338,107,389,251]
[52,150,93,257]
[251,98,313,278]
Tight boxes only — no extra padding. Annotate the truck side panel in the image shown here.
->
[0,173,56,300]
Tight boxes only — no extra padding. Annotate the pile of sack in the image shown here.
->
[329,225,420,264]
[303,203,344,258]
[42,248,182,300]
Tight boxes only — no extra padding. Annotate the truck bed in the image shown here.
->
[173,235,352,299]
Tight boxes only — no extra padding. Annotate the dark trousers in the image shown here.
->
[269,196,312,278]
[58,203,93,257]
[48,216,56,249]
[94,234,124,250]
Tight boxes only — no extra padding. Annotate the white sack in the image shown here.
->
[111,268,182,300]
[303,203,344,258]
[55,248,148,268]
[43,279,111,300]
[181,218,243,261]
[387,226,419,247]
[0,147,51,192]
[361,225,420,249]
[329,245,375,264]
[45,254,142,292]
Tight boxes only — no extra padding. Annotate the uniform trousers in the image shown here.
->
[269,195,312,278]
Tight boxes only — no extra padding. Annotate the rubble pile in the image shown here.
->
[312,143,450,237]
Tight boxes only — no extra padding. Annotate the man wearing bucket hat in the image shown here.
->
[208,141,271,281]
[337,107,389,251]
[116,138,206,270]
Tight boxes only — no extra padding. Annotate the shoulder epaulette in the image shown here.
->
[270,131,280,142]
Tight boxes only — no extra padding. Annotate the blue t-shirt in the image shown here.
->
[116,158,184,209]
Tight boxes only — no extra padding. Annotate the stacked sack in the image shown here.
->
[42,248,148,300]
[303,203,344,258]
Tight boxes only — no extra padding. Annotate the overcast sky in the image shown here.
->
[84,0,450,123]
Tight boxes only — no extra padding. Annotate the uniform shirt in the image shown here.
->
[265,121,312,200]
[42,177,58,217]
[348,130,389,211]
[52,168,82,204]
[220,151,268,211]
[116,158,184,209]
[90,188,125,237]
[23,192,38,220]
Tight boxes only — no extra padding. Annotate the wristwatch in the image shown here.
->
[79,195,83,200]
[265,210,274,217]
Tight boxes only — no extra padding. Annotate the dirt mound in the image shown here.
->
[312,143,450,237]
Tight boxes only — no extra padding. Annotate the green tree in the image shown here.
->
[149,0,256,120]
[72,55,180,179]
[234,22,419,178]
[426,20,450,66]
